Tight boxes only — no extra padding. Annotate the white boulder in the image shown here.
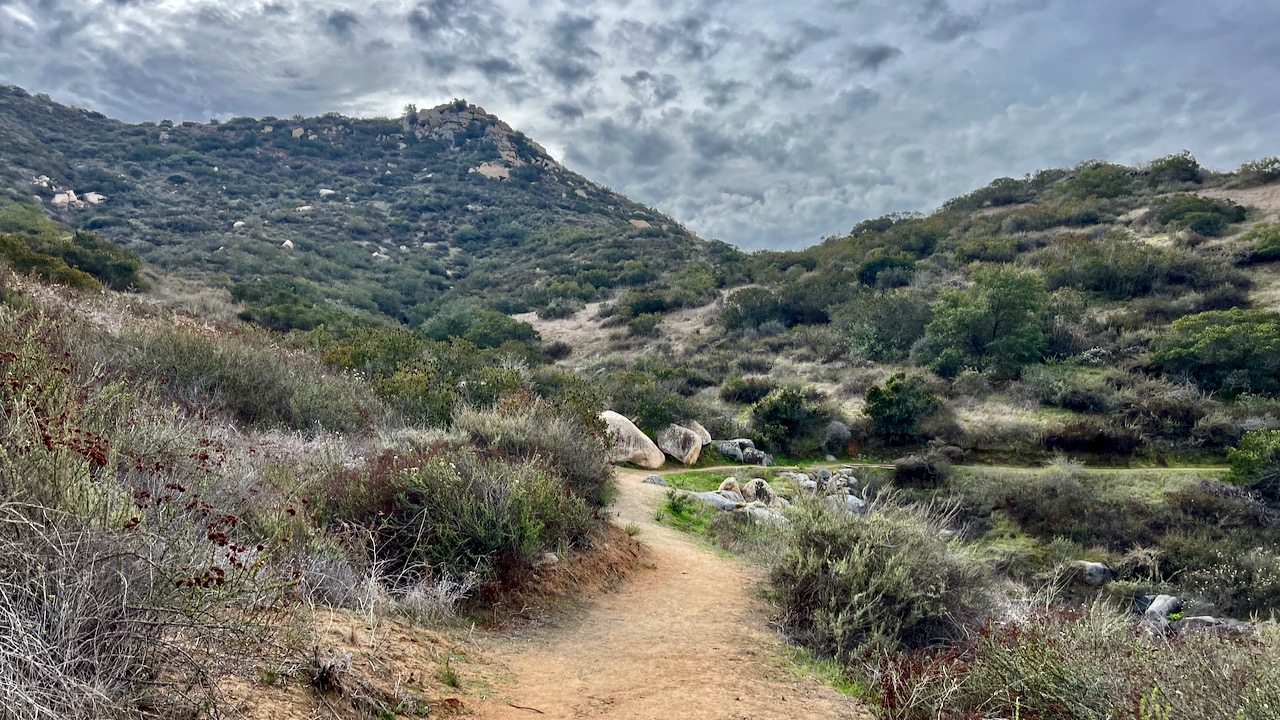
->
[600,411,664,469]
[656,424,702,465]
[684,419,713,446]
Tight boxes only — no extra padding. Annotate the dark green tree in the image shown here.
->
[750,386,831,458]
[917,267,1049,379]
[864,373,941,444]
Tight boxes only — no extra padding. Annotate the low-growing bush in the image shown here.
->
[1151,309,1280,397]
[1238,156,1280,186]
[331,445,597,591]
[125,327,382,432]
[1228,430,1280,501]
[769,500,996,659]
[453,398,614,507]
[872,602,1280,720]
[1043,417,1142,458]
[1152,194,1246,236]
[1146,150,1202,186]
[750,385,832,457]
[1022,364,1116,413]
[865,373,943,445]
[1244,222,1280,263]
[719,374,777,404]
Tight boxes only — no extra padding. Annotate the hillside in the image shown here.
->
[0,85,735,329]
[3,81,1280,720]
[526,154,1280,469]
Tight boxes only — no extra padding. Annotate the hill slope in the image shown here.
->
[0,85,735,328]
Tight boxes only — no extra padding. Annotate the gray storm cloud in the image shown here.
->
[0,0,1276,249]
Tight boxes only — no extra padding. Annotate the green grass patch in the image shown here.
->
[783,646,871,700]
[653,489,715,534]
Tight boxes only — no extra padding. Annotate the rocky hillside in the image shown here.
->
[0,85,733,328]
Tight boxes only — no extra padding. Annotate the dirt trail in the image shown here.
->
[470,468,868,720]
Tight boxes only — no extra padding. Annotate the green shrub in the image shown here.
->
[1244,222,1280,262]
[1152,194,1245,236]
[125,327,380,431]
[865,373,942,445]
[750,385,832,457]
[627,312,662,337]
[374,450,596,587]
[0,204,147,291]
[1238,156,1280,186]
[1060,161,1137,199]
[836,287,934,363]
[1146,151,1202,186]
[1022,365,1115,413]
[955,236,1019,263]
[453,399,614,507]
[942,175,1040,212]
[1036,233,1235,300]
[856,255,916,287]
[0,234,99,290]
[873,603,1280,720]
[603,371,695,435]
[536,297,584,319]
[916,266,1048,379]
[719,375,777,405]
[769,500,995,659]
[420,303,540,349]
[1227,430,1280,500]
[1150,309,1280,397]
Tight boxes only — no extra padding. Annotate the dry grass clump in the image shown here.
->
[769,497,997,660]
[870,600,1280,719]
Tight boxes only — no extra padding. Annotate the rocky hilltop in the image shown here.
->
[0,86,724,328]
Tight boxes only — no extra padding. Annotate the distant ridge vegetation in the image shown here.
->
[0,84,736,330]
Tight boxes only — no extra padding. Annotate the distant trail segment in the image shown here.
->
[470,468,870,720]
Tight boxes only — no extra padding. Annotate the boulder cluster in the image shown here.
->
[685,466,869,525]
[402,102,559,180]
[599,411,765,470]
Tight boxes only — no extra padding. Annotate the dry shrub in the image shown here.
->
[769,498,996,660]
[121,325,384,432]
[453,397,614,506]
[871,600,1280,720]
[0,506,268,720]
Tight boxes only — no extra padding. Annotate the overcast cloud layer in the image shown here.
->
[1,0,1277,249]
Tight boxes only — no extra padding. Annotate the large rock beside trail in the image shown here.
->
[684,419,713,446]
[657,424,703,465]
[600,411,664,469]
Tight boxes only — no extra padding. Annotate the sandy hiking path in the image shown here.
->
[470,468,869,720]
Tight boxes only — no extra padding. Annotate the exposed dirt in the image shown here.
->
[469,468,869,720]
[1198,185,1280,221]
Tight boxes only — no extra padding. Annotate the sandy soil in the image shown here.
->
[1198,185,1280,221]
[470,468,869,720]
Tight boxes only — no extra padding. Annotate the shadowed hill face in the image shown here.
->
[0,85,726,327]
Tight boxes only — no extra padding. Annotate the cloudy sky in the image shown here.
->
[1,0,1277,249]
